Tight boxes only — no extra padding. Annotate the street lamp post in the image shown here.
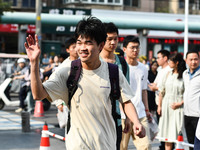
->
[36,0,42,47]
[184,0,189,59]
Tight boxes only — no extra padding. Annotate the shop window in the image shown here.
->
[22,0,35,7]
[13,0,17,6]
[124,0,139,7]
[124,0,131,6]
[179,0,184,8]
[132,0,139,7]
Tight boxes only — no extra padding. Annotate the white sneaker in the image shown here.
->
[15,108,23,113]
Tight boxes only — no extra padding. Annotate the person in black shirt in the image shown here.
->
[147,61,158,117]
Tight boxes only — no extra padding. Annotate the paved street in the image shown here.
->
[0,104,190,150]
[0,105,66,150]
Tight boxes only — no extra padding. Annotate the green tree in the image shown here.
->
[0,0,11,15]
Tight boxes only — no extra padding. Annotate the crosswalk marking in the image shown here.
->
[0,111,54,130]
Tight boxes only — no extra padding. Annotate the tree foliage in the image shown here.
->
[0,0,12,15]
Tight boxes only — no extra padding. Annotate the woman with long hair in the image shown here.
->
[147,61,159,115]
[157,53,186,150]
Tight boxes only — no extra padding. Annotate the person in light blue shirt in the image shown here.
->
[183,50,200,150]
[42,53,49,67]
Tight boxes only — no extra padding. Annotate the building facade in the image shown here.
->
[1,0,200,56]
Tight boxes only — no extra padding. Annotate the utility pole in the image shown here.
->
[36,0,42,47]
[184,0,189,59]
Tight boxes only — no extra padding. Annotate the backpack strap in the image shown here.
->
[66,59,82,133]
[108,63,121,121]
[67,59,82,107]
[117,55,127,76]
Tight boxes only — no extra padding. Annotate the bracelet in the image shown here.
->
[145,109,149,112]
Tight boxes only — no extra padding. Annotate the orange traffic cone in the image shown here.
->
[40,123,50,150]
[176,131,184,150]
[34,101,44,117]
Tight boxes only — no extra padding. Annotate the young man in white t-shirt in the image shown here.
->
[121,35,152,150]
[100,22,130,150]
[148,50,171,109]
[24,17,145,150]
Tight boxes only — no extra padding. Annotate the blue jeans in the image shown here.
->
[194,136,200,150]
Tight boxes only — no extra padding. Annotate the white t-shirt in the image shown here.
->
[52,57,71,107]
[43,60,134,150]
[154,65,171,105]
[123,61,148,119]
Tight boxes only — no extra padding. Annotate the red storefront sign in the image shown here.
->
[0,24,35,33]
[0,24,18,32]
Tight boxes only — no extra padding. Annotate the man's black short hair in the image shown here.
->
[103,22,119,35]
[186,50,199,58]
[75,16,107,45]
[157,49,170,59]
[123,35,140,48]
[65,37,76,49]
[59,53,69,60]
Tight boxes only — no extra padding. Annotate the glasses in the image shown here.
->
[128,46,140,51]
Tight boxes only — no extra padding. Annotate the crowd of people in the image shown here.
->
[1,16,199,150]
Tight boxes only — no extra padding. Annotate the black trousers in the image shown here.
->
[194,136,200,150]
[184,115,199,150]
[19,86,27,109]
[116,125,122,150]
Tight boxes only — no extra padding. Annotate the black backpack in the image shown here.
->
[66,59,121,134]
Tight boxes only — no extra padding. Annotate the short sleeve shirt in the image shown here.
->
[43,60,134,150]
[154,65,172,105]
[128,62,148,119]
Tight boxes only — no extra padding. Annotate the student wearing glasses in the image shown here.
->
[120,35,152,150]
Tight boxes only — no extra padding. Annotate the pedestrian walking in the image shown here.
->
[183,50,200,150]
[100,22,130,150]
[148,49,171,150]
[121,35,152,150]
[24,16,145,150]
[157,53,186,150]
[147,61,158,117]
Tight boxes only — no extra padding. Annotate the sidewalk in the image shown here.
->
[0,106,66,150]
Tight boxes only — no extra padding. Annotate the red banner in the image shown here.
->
[0,24,35,33]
